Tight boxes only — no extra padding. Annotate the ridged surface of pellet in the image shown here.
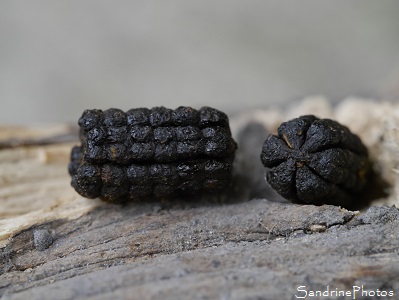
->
[260,115,370,207]
[69,106,237,202]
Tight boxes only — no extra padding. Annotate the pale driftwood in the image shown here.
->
[2,196,399,300]
[0,133,102,246]
[1,99,399,300]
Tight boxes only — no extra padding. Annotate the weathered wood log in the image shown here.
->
[1,99,399,300]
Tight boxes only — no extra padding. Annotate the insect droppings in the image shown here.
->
[260,115,370,207]
[69,106,237,202]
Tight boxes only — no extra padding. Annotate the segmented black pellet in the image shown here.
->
[69,106,237,202]
[260,115,370,207]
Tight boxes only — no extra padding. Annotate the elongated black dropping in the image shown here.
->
[69,106,237,202]
[260,115,370,207]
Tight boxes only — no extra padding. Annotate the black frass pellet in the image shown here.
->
[69,106,237,202]
[260,115,370,207]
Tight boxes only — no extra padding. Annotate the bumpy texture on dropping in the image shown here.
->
[69,106,237,202]
[260,115,370,207]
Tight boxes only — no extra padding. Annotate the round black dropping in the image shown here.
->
[154,127,176,144]
[154,142,178,163]
[86,127,106,144]
[126,108,150,126]
[69,106,237,202]
[106,126,128,143]
[78,109,104,132]
[260,115,370,208]
[69,146,82,175]
[150,107,173,127]
[84,141,107,163]
[130,142,154,161]
[130,125,153,142]
[127,164,150,185]
[175,126,200,141]
[71,163,102,198]
[103,108,127,127]
[172,106,200,125]
[199,106,229,128]
[177,140,203,159]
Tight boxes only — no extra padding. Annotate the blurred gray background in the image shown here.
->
[1,0,399,124]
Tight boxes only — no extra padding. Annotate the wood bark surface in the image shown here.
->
[1,113,399,300]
